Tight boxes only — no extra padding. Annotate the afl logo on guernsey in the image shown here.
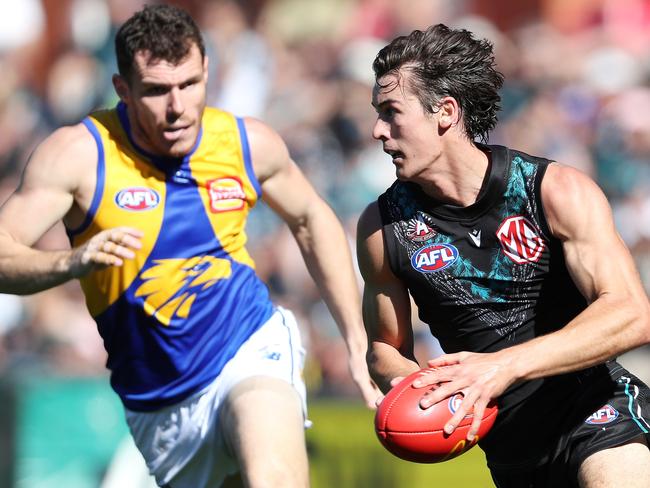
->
[115,187,160,211]
[207,177,246,213]
[411,243,458,273]
[585,404,619,425]
[496,215,545,264]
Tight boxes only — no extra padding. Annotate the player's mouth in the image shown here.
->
[385,148,405,164]
[163,124,191,142]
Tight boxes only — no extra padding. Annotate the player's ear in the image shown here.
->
[437,97,460,130]
[112,74,130,103]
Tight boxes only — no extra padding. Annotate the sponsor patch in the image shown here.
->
[115,187,160,211]
[411,243,458,273]
[496,215,545,264]
[406,218,436,242]
[585,404,619,425]
[207,177,246,213]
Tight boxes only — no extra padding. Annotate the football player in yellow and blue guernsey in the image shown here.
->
[0,5,380,488]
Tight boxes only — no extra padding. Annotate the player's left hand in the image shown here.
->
[412,351,514,441]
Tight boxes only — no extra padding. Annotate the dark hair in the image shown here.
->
[115,4,205,81]
[373,24,503,143]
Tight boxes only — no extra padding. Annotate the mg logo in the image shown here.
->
[496,215,545,264]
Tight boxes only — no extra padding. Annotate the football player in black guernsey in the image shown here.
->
[357,23,650,488]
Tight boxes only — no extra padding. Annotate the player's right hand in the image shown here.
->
[68,227,143,277]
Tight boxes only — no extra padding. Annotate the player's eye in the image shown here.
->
[145,86,169,96]
[378,106,396,121]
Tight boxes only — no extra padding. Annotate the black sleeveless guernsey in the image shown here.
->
[378,143,650,478]
[376,144,614,464]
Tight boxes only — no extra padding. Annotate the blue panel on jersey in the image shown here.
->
[67,118,106,239]
[236,117,262,198]
[97,163,273,410]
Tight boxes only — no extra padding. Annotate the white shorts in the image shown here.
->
[125,307,308,487]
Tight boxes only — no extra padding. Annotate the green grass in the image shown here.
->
[306,399,495,488]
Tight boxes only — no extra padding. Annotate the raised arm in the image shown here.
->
[244,117,380,407]
[356,201,420,393]
[0,124,142,294]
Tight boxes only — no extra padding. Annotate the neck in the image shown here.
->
[416,141,489,207]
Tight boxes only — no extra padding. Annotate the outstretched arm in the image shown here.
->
[0,124,142,295]
[356,201,420,393]
[245,117,381,407]
[417,163,650,440]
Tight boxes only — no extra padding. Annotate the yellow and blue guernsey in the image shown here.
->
[68,102,274,411]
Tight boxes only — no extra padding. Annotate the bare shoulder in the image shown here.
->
[541,163,612,239]
[356,201,387,277]
[22,123,97,191]
[357,201,383,241]
[241,117,290,183]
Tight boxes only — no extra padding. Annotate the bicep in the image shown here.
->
[357,203,414,354]
[542,164,644,302]
[260,159,322,226]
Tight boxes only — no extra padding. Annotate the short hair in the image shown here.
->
[115,4,205,81]
[373,24,504,143]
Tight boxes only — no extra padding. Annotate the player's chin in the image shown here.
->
[394,165,415,182]
[161,138,195,159]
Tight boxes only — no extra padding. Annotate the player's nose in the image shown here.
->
[372,117,390,141]
[167,87,185,118]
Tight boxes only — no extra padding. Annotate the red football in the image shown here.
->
[375,368,498,463]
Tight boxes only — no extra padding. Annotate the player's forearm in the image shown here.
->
[0,245,76,295]
[507,293,650,382]
[290,204,366,348]
[368,340,420,393]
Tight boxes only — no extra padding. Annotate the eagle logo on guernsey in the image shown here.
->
[585,404,619,425]
[406,218,436,242]
[135,256,232,326]
[207,177,246,213]
[115,187,160,211]
[496,215,545,264]
[411,243,459,273]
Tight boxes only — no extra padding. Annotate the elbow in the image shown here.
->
[636,301,650,346]
[625,295,650,348]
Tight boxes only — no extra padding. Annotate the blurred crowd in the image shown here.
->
[0,0,649,399]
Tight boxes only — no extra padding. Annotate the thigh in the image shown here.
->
[578,436,650,488]
[128,308,308,488]
[220,376,309,488]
